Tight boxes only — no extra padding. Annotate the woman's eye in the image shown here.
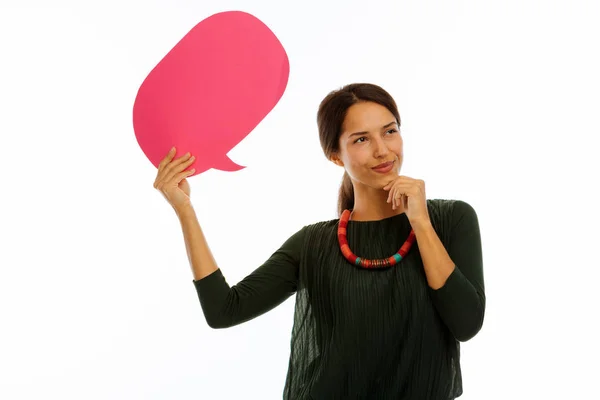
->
[386,129,398,134]
[354,137,366,143]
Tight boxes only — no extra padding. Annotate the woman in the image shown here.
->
[153,83,485,399]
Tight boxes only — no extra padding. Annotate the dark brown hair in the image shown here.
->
[316,83,401,216]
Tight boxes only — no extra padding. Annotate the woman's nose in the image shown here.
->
[373,139,390,158]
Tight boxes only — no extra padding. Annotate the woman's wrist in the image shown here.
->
[174,202,195,218]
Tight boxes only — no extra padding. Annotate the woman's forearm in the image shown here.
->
[175,203,219,281]
[412,220,455,289]
[414,202,486,341]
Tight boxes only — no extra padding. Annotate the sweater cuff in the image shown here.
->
[192,268,232,326]
[427,265,484,341]
[192,268,223,286]
[192,268,230,305]
[428,264,466,299]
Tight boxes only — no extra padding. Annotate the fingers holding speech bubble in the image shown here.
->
[133,11,290,176]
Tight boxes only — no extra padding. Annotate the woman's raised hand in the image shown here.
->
[153,147,196,211]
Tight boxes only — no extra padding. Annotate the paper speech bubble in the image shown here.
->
[133,11,290,176]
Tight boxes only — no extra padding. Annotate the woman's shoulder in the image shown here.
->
[289,200,479,241]
[282,217,337,242]
[303,217,339,232]
[297,200,479,227]
[427,198,479,243]
[427,198,477,219]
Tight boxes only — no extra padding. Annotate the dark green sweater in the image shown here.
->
[194,199,485,399]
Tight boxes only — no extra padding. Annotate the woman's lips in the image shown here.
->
[372,161,394,173]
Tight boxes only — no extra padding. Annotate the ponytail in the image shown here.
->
[337,171,355,216]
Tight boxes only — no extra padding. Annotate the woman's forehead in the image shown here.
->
[342,103,397,134]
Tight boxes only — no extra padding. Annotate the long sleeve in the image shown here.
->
[193,226,305,329]
[428,200,486,342]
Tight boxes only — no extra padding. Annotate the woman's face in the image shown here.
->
[333,101,403,189]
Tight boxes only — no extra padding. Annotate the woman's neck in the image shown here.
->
[350,185,405,221]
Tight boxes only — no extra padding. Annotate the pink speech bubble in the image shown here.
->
[133,11,289,176]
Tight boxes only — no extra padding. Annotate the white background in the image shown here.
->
[1,0,599,398]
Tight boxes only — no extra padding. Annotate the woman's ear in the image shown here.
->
[330,153,344,167]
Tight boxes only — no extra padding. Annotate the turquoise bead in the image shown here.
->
[355,257,362,266]
[393,254,402,263]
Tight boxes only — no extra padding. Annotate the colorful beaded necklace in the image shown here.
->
[337,209,416,269]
